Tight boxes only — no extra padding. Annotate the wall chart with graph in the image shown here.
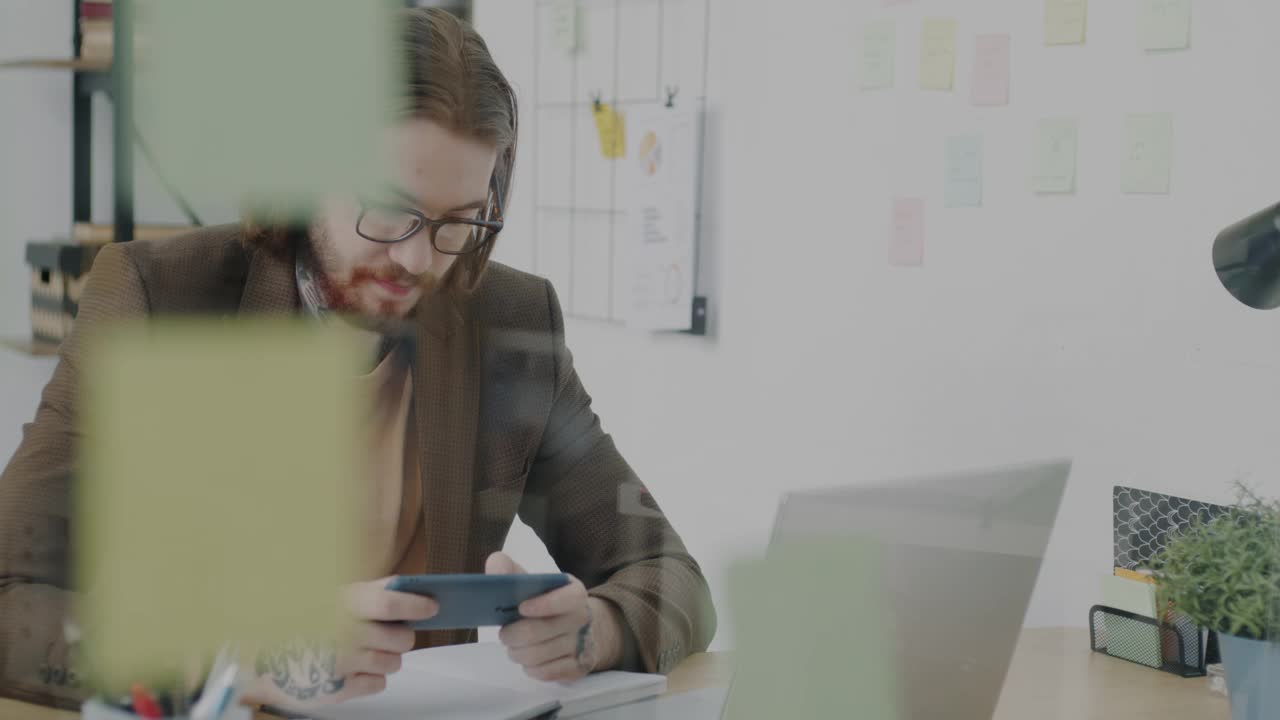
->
[532,0,710,329]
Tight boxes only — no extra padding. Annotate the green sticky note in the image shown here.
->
[919,19,957,91]
[1123,113,1174,194]
[133,0,401,217]
[945,135,984,208]
[1045,0,1088,46]
[861,20,896,91]
[1140,0,1191,51]
[550,0,581,53]
[723,538,898,720]
[1032,118,1078,194]
[78,320,363,691]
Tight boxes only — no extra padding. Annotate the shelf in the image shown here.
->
[0,337,60,358]
[0,58,113,95]
[0,58,111,72]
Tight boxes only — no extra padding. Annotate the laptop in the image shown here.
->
[575,459,1071,720]
[723,458,1071,720]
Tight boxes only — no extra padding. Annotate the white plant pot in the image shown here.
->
[1218,633,1280,720]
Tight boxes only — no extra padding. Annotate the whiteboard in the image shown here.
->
[527,0,710,322]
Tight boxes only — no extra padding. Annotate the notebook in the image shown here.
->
[1101,574,1163,668]
[311,642,667,720]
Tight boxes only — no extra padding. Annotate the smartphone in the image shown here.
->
[384,573,572,630]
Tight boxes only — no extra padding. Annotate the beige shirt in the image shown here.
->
[356,344,427,580]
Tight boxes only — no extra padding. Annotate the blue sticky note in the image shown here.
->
[946,135,984,208]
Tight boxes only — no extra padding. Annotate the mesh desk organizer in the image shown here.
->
[1088,486,1230,677]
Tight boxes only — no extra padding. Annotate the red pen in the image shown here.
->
[130,683,163,719]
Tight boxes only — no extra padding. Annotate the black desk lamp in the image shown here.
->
[1215,203,1280,310]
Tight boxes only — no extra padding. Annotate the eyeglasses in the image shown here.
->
[355,176,505,255]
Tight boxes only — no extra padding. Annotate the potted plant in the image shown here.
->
[1155,486,1280,720]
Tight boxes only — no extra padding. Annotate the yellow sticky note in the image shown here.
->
[919,19,957,91]
[724,538,898,720]
[78,320,363,691]
[592,103,626,159]
[1140,0,1191,51]
[1045,0,1088,46]
[861,20,896,91]
[1032,118,1078,194]
[1123,113,1174,194]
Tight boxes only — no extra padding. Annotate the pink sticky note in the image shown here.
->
[890,197,925,266]
[971,34,1011,107]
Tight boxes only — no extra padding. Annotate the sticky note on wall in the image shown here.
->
[861,20,896,90]
[1123,113,1174,194]
[890,197,925,266]
[971,34,1011,107]
[1032,118,1078,194]
[919,19,957,91]
[550,0,580,53]
[1140,0,1191,51]
[946,135,984,208]
[592,102,626,159]
[1045,0,1088,45]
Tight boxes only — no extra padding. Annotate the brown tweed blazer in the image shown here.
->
[0,225,716,707]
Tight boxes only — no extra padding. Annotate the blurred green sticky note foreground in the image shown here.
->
[723,538,898,720]
[133,0,401,212]
[77,320,362,689]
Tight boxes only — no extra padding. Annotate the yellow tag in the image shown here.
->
[593,103,626,159]
[1114,567,1158,585]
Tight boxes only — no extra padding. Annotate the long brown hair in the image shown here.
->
[242,7,519,292]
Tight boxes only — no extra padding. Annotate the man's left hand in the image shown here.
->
[487,552,624,682]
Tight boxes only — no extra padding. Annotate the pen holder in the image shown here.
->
[1089,604,1208,678]
[82,698,253,720]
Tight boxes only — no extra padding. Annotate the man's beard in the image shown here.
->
[306,222,444,336]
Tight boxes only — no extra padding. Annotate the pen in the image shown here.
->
[190,665,238,720]
[130,684,163,720]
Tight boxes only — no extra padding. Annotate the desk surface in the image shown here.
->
[0,628,1228,719]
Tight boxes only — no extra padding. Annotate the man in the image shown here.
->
[0,8,715,711]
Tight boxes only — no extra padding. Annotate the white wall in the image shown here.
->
[1,2,69,455]
[1,0,73,339]
[478,0,1280,649]
[1,0,240,336]
[1,1,238,452]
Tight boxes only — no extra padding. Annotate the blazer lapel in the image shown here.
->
[238,247,300,315]
[414,291,478,576]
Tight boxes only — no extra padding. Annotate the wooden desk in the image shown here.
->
[992,628,1228,720]
[0,628,1229,719]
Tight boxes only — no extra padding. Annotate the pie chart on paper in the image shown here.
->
[637,130,662,177]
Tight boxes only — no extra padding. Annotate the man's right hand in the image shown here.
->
[244,577,438,710]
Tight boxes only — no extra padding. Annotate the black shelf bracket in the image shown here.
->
[111,0,135,242]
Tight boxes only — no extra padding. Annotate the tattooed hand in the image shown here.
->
[244,577,438,710]
[488,553,626,682]
[253,641,346,703]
